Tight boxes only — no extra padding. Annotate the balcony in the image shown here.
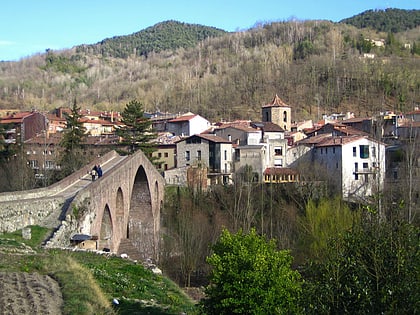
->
[354,167,379,174]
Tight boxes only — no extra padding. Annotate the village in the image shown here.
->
[1,94,419,205]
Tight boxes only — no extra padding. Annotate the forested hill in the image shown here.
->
[1,11,419,123]
[75,20,227,58]
[340,8,420,32]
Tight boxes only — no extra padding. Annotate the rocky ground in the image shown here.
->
[0,271,63,315]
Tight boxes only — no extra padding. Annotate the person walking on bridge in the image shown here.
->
[97,165,103,178]
[91,165,98,181]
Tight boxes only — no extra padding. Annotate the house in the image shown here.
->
[167,112,210,137]
[234,144,267,181]
[0,111,48,144]
[176,133,233,185]
[79,118,116,136]
[152,143,177,173]
[293,134,386,202]
[212,122,261,146]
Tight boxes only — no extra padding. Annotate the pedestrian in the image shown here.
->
[91,165,98,181]
[97,165,103,178]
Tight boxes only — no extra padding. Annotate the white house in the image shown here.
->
[167,113,210,137]
[294,134,386,202]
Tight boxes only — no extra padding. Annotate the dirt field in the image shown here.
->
[0,271,63,314]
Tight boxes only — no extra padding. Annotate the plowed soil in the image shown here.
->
[0,271,63,314]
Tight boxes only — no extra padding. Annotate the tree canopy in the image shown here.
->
[201,228,302,314]
[117,99,157,160]
[340,8,420,32]
[59,99,86,177]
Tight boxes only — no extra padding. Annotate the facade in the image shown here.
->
[176,133,233,185]
[234,145,267,180]
[0,111,48,144]
[152,143,177,173]
[296,135,386,201]
[213,124,261,146]
[167,113,210,137]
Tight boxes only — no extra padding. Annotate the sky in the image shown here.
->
[1,0,419,62]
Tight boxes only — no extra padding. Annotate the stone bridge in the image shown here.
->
[0,150,165,262]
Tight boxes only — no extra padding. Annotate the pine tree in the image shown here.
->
[117,99,157,162]
[58,98,86,177]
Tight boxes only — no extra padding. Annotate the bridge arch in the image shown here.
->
[99,204,113,251]
[125,164,155,260]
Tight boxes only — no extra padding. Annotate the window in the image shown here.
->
[224,150,227,160]
[274,158,283,167]
[197,150,201,160]
[274,147,283,156]
[29,160,39,169]
[185,151,190,161]
[353,146,356,157]
[158,152,162,158]
[372,146,376,158]
[164,164,168,170]
[164,152,169,158]
[283,110,287,122]
[360,145,369,158]
[45,160,54,169]
[363,162,368,169]
[325,148,328,154]
[333,147,336,154]
[354,162,358,180]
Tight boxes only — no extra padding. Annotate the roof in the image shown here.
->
[215,123,260,133]
[262,94,290,108]
[314,135,365,147]
[70,234,92,241]
[197,133,232,143]
[178,133,232,144]
[264,167,299,175]
[252,121,284,132]
[342,117,371,124]
[0,111,38,124]
[168,114,197,123]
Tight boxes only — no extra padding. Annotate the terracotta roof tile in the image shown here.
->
[261,94,290,108]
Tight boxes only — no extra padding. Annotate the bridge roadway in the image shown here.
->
[51,154,128,199]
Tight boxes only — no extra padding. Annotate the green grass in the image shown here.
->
[0,226,198,315]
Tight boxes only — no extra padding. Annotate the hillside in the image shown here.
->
[0,11,419,123]
[0,226,197,314]
[76,20,227,58]
[340,8,420,32]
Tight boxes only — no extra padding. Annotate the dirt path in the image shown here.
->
[0,272,63,315]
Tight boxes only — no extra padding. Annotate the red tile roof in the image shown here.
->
[264,167,299,175]
[262,94,290,108]
[168,114,197,123]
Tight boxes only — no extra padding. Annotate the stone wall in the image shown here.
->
[0,196,65,233]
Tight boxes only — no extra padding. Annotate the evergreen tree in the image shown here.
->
[117,99,157,162]
[58,98,86,177]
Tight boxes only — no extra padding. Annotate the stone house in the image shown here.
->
[176,133,233,185]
